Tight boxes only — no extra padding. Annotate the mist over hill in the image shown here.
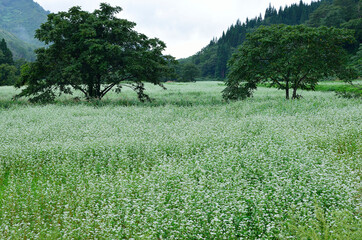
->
[0,0,49,60]
[0,29,37,61]
[0,0,49,44]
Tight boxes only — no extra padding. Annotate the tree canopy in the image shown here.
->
[223,24,357,100]
[179,63,200,82]
[15,3,175,102]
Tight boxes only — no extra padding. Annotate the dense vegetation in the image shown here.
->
[0,83,361,238]
[0,38,23,86]
[15,4,175,102]
[180,0,361,79]
[223,25,357,100]
[0,1,361,238]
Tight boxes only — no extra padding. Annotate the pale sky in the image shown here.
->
[34,0,313,59]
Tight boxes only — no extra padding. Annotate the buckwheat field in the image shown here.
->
[0,82,361,239]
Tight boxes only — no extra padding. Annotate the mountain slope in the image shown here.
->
[0,0,50,61]
[0,28,37,61]
[0,0,49,45]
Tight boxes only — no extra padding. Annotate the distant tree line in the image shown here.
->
[179,0,361,80]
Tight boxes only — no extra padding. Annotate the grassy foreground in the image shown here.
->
[0,82,361,239]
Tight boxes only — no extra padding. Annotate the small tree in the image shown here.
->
[15,3,175,102]
[0,64,17,86]
[180,62,200,82]
[223,24,357,100]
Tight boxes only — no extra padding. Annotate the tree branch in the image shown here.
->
[71,84,87,96]
[99,75,136,98]
[270,76,285,89]
[100,83,117,98]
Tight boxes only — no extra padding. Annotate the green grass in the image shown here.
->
[0,82,361,239]
[316,80,361,94]
[259,80,362,98]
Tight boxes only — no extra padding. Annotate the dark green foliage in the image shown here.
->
[308,0,362,44]
[350,44,362,76]
[0,38,18,86]
[181,0,361,80]
[223,25,357,100]
[14,58,27,75]
[15,4,175,102]
[0,38,13,65]
[182,0,330,79]
[341,18,362,45]
[307,0,362,54]
[0,64,17,86]
[215,43,231,78]
[333,0,360,22]
[307,3,345,27]
[179,63,200,82]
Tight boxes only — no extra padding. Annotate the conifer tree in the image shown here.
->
[0,39,14,65]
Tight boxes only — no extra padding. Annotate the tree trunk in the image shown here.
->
[88,84,94,100]
[87,76,103,100]
[285,80,290,99]
[292,87,298,99]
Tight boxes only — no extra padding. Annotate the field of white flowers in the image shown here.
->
[0,82,361,239]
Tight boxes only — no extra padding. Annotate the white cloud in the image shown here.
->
[34,0,313,58]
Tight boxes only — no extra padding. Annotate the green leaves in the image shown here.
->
[224,24,357,100]
[17,3,175,102]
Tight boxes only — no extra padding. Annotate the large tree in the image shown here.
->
[15,3,175,102]
[223,24,357,100]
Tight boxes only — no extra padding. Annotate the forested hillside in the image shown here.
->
[0,0,50,60]
[181,0,361,79]
[0,29,36,61]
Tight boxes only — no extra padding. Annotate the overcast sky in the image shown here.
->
[34,0,313,59]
